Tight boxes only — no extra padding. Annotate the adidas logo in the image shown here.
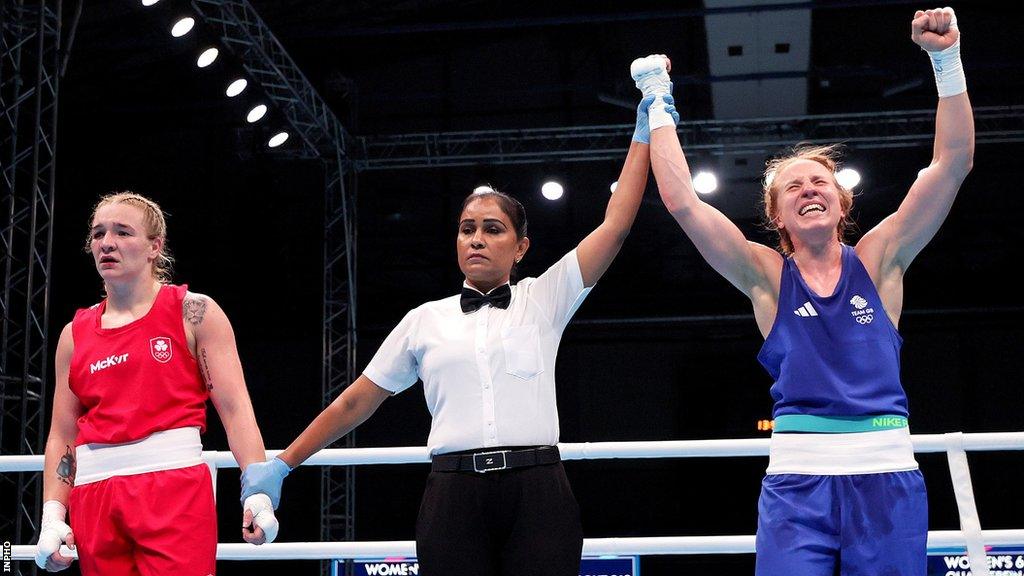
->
[794,301,818,317]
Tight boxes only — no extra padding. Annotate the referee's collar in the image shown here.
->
[461,281,512,296]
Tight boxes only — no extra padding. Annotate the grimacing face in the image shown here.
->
[456,197,529,290]
[772,159,846,247]
[90,202,162,283]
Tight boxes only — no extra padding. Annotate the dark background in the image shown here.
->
[35,0,1024,574]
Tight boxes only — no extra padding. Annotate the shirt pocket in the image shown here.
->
[501,324,545,380]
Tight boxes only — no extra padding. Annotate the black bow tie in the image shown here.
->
[461,284,512,313]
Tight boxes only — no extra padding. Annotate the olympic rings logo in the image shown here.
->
[855,314,873,324]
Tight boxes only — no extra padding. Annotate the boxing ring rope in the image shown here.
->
[4,431,1024,562]
[3,432,1023,472]
[10,531,1024,562]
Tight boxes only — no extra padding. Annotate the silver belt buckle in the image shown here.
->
[472,450,509,473]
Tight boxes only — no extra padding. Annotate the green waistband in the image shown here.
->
[774,414,908,433]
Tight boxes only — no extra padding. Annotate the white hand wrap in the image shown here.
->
[631,55,676,130]
[243,493,280,544]
[630,55,671,98]
[927,9,965,98]
[35,500,72,568]
[648,96,677,131]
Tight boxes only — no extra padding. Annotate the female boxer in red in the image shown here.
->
[36,192,277,575]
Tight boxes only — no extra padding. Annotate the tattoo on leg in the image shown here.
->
[183,295,208,326]
[201,347,214,390]
[57,446,76,486]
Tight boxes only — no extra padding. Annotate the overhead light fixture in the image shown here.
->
[541,181,564,201]
[268,132,289,148]
[473,185,495,195]
[836,168,862,189]
[246,104,268,123]
[225,78,248,97]
[196,47,219,68]
[171,17,195,38]
[609,181,618,194]
[692,171,719,195]
[141,0,161,5]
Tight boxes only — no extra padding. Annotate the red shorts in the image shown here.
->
[69,463,217,576]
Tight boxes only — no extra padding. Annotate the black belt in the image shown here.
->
[431,446,561,473]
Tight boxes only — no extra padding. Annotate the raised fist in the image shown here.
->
[912,7,959,52]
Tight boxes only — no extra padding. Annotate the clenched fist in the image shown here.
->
[912,7,959,52]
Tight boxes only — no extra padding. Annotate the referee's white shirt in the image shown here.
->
[363,250,592,455]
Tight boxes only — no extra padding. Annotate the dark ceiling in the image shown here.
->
[53,0,1024,325]
[67,0,1022,126]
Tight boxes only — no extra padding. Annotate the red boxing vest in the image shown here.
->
[69,284,208,445]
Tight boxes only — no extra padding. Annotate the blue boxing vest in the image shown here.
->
[757,244,908,419]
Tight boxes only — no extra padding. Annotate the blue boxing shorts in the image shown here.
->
[754,470,928,576]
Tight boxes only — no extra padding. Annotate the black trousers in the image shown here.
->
[415,461,583,576]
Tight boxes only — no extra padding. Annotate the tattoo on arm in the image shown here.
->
[200,347,214,390]
[57,446,76,486]
[183,296,208,326]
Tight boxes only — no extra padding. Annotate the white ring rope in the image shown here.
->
[6,432,1023,472]
[10,531,1024,561]
[4,431,1023,563]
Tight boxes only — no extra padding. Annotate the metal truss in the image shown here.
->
[321,153,356,554]
[191,0,353,160]
[187,1,357,561]
[0,0,61,561]
[352,105,1024,170]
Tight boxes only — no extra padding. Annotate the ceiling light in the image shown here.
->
[268,132,289,148]
[226,78,248,97]
[197,47,218,68]
[246,104,268,123]
[836,168,861,189]
[171,17,195,38]
[541,181,564,201]
[693,171,719,195]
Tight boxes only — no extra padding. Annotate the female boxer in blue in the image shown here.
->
[635,7,973,575]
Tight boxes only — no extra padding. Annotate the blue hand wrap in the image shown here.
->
[240,456,291,509]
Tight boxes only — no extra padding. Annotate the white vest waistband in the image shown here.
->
[766,427,918,476]
[75,427,203,486]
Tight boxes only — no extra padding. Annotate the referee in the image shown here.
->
[241,65,679,575]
